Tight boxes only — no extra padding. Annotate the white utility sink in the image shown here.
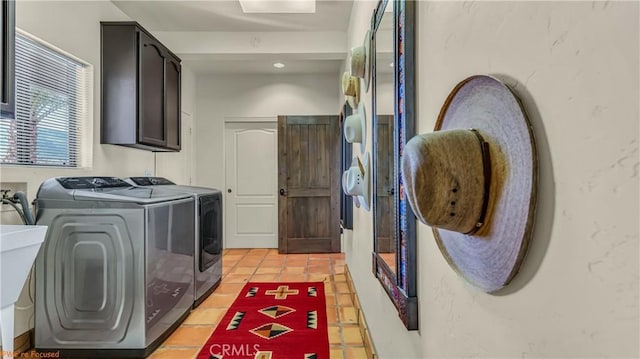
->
[0,225,47,359]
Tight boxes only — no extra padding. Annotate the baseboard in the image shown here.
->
[0,329,33,355]
[344,265,377,359]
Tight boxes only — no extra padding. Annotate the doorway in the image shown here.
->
[224,120,278,248]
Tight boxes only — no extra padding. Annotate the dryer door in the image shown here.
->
[199,193,222,272]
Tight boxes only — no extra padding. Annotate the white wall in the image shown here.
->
[194,73,340,190]
[346,1,639,358]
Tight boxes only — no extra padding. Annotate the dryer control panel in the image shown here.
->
[128,177,176,186]
[57,177,131,189]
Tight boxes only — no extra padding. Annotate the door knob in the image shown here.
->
[279,188,287,196]
[227,188,232,193]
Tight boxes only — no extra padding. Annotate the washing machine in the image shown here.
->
[34,176,195,357]
[125,177,222,308]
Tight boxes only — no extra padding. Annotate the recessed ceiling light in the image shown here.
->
[273,63,285,69]
[239,0,316,14]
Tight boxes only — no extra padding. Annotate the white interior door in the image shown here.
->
[224,121,278,248]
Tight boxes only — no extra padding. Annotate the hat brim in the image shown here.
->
[347,77,360,110]
[356,152,371,211]
[358,102,366,153]
[432,75,537,293]
[364,30,371,92]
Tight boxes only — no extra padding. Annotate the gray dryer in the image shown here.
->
[125,177,222,308]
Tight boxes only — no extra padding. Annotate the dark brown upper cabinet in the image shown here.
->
[1,0,15,119]
[101,22,181,151]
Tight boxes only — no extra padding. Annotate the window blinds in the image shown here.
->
[0,32,90,167]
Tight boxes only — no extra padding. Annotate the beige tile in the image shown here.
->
[251,274,279,282]
[224,249,250,255]
[363,328,375,359]
[335,283,350,294]
[222,254,244,261]
[282,266,306,274]
[324,282,335,294]
[334,274,346,282]
[236,257,263,267]
[215,283,245,295]
[342,326,364,345]
[247,248,269,256]
[339,307,358,324]
[308,265,332,274]
[255,266,281,274]
[326,306,338,324]
[345,346,367,359]
[328,326,342,345]
[150,348,199,359]
[308,273,329,282]
[230,266,256,275]
[325,294,337,306]
[200,294,236,308]
[278,273,307,282]
[337,294,353,307]
[334,265,345,274]
[330,348,345,359]
[285,259,308,266]
[162,326,213,347]
[261,259,285,267]
[183,308,225,325]
[224,274,251,283]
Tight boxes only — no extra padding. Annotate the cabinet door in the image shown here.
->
[164,57,180,150]
[1,0,15,118]
[138,31,166,147]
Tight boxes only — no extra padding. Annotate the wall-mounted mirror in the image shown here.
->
[371,0,418,330]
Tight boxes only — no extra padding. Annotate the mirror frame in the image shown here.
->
[371,0,418,330]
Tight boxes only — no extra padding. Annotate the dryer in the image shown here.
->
[34,177,195,357]
[125,177,222,308]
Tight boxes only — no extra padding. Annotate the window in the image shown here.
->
[0,31,91,167]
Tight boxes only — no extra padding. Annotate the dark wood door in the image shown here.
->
[164,57,180,150]
[278,115,341,253]
[376,115,395,253]
[139,31,165,147]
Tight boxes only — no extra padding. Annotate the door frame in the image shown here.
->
[223,117,277,249]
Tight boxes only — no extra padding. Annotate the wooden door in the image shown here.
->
[139,31,165,147]
[278,115,340,253]
[225,121,278,248]
[164,57,181,150]
[376,115,395,253]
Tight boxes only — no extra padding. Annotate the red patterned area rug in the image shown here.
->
[197,282,329,359]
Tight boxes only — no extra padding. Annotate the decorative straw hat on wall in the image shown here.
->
[402,75,538,293]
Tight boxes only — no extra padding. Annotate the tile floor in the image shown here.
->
[150,248,367,359]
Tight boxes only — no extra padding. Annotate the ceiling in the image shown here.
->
[112,0,353,74]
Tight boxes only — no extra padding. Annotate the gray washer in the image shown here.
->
[125,177,222,308]
[34,177,195,357]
